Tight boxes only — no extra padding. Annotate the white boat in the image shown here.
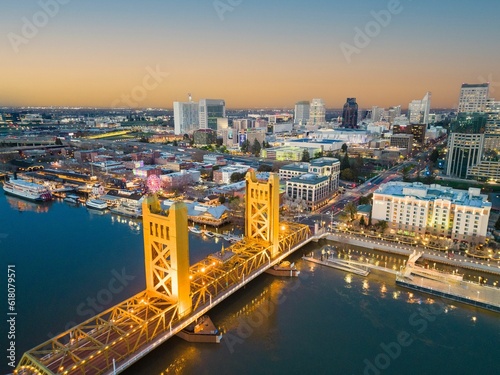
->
[110,205,141,218]
[86,199,108,210]
[205,231,215,238]
[2,178,52,202]
[64,194,79,204]
[189,227,202,234]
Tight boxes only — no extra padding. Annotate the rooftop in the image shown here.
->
[375,182,491,208]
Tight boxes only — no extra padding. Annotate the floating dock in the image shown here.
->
[396,276,500,313]
[303,255,370,276]
[265,261,300,277]
[176,315,222,343]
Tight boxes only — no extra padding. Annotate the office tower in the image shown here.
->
[458,83,489,113]
[371,106,384,122]
[408,92,431,124]
[467,100,500,181]
[342,98,358,128]
[294,101,310,125]
[173,96,199,135]
[308,99,326,126]
[446,133,484,179]
[199,99,226,130]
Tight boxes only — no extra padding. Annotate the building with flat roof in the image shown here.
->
[389,134,413,156]
[294,101,310,125]
[286,173,331,211]
[342,98,358,128]
[372,182,491,243]
[193,128,217,145]
[173,100,199,135]
[213,165,250,184]
[458,83,489,113]
[285,138,344,152]
[262,146,321,161]
[281,157,340,210]
[199,99,226,131]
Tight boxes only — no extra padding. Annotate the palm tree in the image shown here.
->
[344,202,357,221]
[377,220,388,234]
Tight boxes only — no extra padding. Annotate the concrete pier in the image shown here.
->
[396,275,500,313]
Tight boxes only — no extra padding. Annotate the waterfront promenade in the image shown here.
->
[327,231,500,277]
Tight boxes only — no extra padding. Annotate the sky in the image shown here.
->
[1,0,500,110]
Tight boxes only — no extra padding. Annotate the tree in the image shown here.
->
[251,139,262,156]
[377,220,388,234]
[301,149,310,162]
[359,216,366,227]
[55,138,63,145]
[341,143,348,153]
[344,202,358,221]
[314,150,324,159]
[172,140,178,147]
[495,216,500,230]
[258,164,273,172]
[429,149,440,164]
[340,168,357,181]
[340,153,350,170]
[219,195,226,204]
[359,194,373,205]
[230,172,246,183]
[240,139,250,154]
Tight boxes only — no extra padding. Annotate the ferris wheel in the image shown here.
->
[147,175,162,194]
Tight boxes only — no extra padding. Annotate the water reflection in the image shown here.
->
[5,195,51,213]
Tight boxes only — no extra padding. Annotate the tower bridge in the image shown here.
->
[15,171,312,375]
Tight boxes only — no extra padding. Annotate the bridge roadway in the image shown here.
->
[15,223,312,375]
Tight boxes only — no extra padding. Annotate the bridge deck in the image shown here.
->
[16,223,310,375]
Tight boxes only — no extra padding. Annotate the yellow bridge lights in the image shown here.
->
[142,194,192,317]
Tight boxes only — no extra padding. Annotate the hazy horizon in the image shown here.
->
[1,0,499,109]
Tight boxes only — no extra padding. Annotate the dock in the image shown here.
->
[176,315,222,343]
[303,255,370,276]
[396,275,500,313]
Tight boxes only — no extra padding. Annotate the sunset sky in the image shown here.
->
[1,0,499,110]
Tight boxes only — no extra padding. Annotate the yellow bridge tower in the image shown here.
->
[142,194,192,317]
[245,170,280,257]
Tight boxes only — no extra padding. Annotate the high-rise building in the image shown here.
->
[173,97,199,135]
[466,100,500,181]
[371,106,384,122]
[294,101,310,125]
[408,92,431,124]
[308,99,326,126]
[446,132,484,179]
[458,83,489,113]
[199,99,226,130]
[342,98,358,128]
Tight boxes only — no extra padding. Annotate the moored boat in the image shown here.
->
[86,199,108,210]
[2,178,52,202]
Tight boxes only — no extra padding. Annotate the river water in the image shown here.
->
[1,194,499,375]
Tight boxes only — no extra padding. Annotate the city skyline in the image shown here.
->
[1,0,500,109]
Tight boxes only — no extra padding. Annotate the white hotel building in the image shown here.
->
[372,182,491,243]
